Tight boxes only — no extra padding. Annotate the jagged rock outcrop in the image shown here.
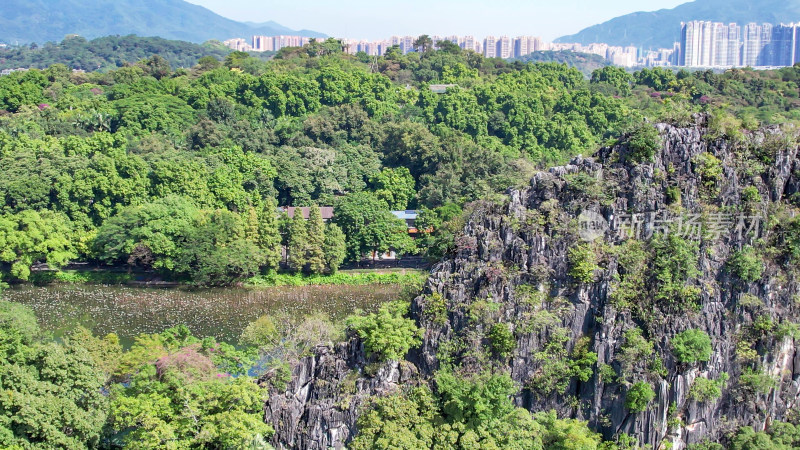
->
[264,116,800,449]
[262,340,419,449]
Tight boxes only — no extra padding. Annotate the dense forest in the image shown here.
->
[0,35,263,72]
[0,39,798,286]
[1,37,800,448]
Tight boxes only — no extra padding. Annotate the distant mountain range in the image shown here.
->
[0,0,326,45]
[556,0,800,49]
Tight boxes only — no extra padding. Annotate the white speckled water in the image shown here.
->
[5,284,396,346]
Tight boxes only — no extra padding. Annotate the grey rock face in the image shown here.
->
[262,339,419,449]
[265,117,800,449]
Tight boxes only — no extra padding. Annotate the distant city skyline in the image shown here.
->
[224,34,661,68]
[186,0,688,42]
[680,21,799,67]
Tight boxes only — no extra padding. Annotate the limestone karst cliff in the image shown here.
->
[264,115,800,449]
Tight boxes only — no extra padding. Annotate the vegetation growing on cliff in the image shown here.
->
[346,300,422,361]
[3,36,800,450]
[1,39,798,285]
[352,370,607,450]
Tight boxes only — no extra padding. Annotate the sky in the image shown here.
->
[187,0,688,41]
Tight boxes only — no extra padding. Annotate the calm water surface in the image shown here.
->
[5,284,397,345]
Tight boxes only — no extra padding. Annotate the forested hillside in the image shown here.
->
[0,0,324,44]
[0,41,798,288]
[0,35,243,72]
[1,38,800,449]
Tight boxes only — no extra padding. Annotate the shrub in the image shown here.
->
[738,293,763,310]
[529,328,595,396]
[651,233,700,308]
[529,337,570,394]
[648,355,668,378]
[240,312,342,360]
[753,315,774,334]
[568,244,600,284]
[728,247,764,283]
[350,386,439,450]
[239,315,279,348]
[666,186,681,205]
[535,410,604,449]
[741,186,761,204]
[435,369,517,425]
[488,323,516,359]
[346,301,422,361]
[617,328,654,377]
[729,427,778,450]
[768,421,800,447]
[424,292,448,326]
[707,109,744,142]
[735,340,759,362]
[671,329,713,364]
[782,217,800,263]
[569,337,598,383]
[687,441,725,450]
[598,363,617,384]
[688,373,729,402]
[564,172,605,200]
[727,422,800,450]
[693,152,723,198]
[775,322,800,340]
[739,367,776,394]
[626,124,661,163]
[625,381,656,412]
[610,240,649,309]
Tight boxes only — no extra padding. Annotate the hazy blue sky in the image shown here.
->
[187,0,688,41]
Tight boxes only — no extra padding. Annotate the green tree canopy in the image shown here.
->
[346,301,422,361]
[0,301,108,448]
[333,192,414,261]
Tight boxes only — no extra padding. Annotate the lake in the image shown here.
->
[3,283,399,346]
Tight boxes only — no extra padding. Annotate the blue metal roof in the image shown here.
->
[391,210,419,220]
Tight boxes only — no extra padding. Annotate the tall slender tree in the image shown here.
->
[277,211,292,265]
[323,223,347,274]
[287,212,308,273]
[244,206,259,243]
[306,205,326,275]
[257,198,282,271]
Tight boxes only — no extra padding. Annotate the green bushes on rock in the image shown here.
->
[353,369,604,450]
[693,152,723,198]
[346,301,422,361]
[651,233,701,309]
[625,381,656,413]
[568,244,600,284]
[728,246,764,283]
[488,323,516,359]
[739,367,777,394]
[688,373,729,402]
[671,329,713,364]
[625,124,660,163]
